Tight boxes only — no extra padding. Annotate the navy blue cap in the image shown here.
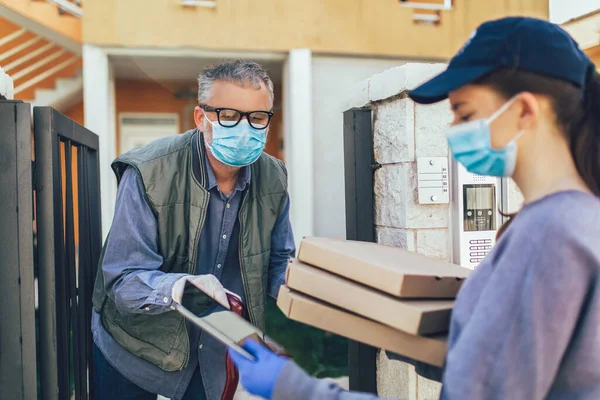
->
[409,17,594,104]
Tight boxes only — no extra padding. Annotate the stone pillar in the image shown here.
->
[345,63,452,399]
[344,63,528,398]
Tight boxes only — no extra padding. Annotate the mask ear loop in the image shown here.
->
[202,109,217,128]
[486,95,527,147]
[486,95,519,124]
[201,109,217,154]
[510,129,527,144]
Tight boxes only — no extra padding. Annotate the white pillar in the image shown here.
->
[0,67,14,99]
[283,49,313,250]
[83,44,117,241]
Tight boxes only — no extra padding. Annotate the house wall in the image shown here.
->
[83,0,548,59]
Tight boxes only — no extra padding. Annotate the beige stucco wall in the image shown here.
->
[82,0,548,59]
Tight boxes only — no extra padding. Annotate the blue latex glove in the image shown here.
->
[228,339,289,399]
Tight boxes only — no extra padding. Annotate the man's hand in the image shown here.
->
[228,339,289,399]
[172,274,236,310]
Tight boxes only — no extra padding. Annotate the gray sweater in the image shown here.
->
[273,191,600,400]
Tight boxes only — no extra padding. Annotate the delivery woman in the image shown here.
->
[229,16,600,400]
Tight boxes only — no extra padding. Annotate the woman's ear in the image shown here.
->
[517,92,540,131]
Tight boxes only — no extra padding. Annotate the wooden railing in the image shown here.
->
[0,28,80,99]
[40,0,83,18]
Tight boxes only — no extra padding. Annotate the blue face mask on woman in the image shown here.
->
[446,96,525,177]
[204,113,267,167]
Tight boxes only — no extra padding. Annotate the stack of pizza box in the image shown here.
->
[277,236,471,367]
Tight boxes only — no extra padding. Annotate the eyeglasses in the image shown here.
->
[200,105,274,130]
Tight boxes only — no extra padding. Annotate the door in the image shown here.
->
[119,113,180,155]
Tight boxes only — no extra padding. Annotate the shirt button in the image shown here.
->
[145,306,150,312]
[217,264,222,269]
[226,203,231,209]
[222,234,227,239]
[163,297,169,303]
[199,344,204,349]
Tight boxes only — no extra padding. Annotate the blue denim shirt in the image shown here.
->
[92,142,295,400]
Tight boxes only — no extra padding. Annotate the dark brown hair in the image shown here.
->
[472,67,600,238]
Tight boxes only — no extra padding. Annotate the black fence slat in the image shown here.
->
[55,138,71,400]
[15,101,38,400]
[35,107,60,400]
[86,146,102,400]
[65,140,83,400]
[0,100,38,400]
[87,146,102,277]
[343,109,378,394]
[77,146,91,400]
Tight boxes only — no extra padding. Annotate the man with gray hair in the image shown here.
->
[91,59,294,400]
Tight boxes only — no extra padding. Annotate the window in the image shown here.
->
[399,0,453,11]
[180,0,217,8]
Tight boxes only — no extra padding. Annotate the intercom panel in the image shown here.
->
[451,162,503,270]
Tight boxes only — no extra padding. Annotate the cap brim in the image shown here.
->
[408,66,496,104]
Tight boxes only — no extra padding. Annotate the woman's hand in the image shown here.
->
[228,339,289,399]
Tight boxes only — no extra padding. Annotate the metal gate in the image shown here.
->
[35,106,102,400]
[0,101,102,400]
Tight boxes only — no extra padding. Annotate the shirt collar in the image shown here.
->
[203,152,251,192]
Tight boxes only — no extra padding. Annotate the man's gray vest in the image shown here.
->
[92,129,288,372]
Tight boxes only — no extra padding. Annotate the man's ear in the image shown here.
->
[194,106,204,129]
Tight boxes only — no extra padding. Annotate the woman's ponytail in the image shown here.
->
[570,66,600,196]
[474,66,600,239]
